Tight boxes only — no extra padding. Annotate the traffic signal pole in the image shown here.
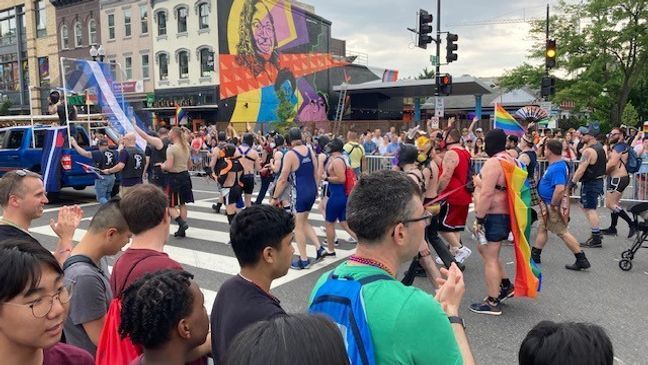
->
[545,4,549,77]
[435,0,441,96]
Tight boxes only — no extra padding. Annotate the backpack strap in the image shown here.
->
[327,272,394,285]
[63,255,104,275]
[114,255,158,297]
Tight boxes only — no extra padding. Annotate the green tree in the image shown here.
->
[416,67,435,80]
[499,63,545,91]
[622,102,640,127]
[0,100,11,116]
[272,88,296,133]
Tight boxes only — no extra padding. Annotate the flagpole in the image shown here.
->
[60,57,73,148]
[28,85,35,148]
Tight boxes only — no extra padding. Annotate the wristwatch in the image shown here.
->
[448,316,465,329]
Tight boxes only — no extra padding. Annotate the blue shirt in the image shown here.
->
[363,140,377,155]
[538,160,569,204]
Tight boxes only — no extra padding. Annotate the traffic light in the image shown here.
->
[437,73,452,96]
[545,39,556,69]
[446,33,458,63]
[541,76,555,98]
[417,9,433,49]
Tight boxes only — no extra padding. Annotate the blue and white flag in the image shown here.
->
[40,127,68,193]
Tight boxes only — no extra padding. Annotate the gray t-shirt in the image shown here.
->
[63,256,112,357]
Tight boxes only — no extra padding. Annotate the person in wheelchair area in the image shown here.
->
[601,127,637,239]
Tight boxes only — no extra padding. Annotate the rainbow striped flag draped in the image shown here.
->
[499,158,542,298]
[495,104,525,137]
[175,105,187,125]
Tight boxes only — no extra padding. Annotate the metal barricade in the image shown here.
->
[363,155,393,174]
[189,150,211,176]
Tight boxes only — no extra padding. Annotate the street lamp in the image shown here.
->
[97,45,105,62]
[89,45,98,61]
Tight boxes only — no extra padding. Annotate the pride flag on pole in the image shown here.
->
[175,105,187,125]
[499,158,542,298]
[494,104,525,137]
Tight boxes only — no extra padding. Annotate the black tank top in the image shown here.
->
[149,138,170,167]
[122,147,145,179]
[520,150,537,181]
[583,142,606,182]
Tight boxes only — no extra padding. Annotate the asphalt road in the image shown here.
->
[31,177,648,365]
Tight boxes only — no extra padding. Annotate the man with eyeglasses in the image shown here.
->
[62,199,131,357]
[309,170,474,365]
[0,239,95,364]
[0,169,83,265]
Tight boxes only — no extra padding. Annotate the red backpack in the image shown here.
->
[337,157,357,196]
[95,256,153,365]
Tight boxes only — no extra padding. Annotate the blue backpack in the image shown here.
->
[624,145,642,174]
[309,272,393,365]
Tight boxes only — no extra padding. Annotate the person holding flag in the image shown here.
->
[70,137,117,204]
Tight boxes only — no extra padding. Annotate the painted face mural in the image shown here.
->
[251,2,276,60]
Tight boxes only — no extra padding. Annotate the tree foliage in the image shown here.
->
[499,63,545,91]
[622,102,640,127]
[273,88,296,133]
[416,67,435,80]
[500,0,648,125]
[0,100,11,116]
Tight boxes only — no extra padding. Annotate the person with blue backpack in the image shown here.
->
[601,127,638,239]
[308,170,474,365]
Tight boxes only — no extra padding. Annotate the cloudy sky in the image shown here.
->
[307,0,561,79]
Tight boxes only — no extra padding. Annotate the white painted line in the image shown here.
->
[43,202,99,213]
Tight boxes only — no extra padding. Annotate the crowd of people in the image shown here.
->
[0,114,636,364]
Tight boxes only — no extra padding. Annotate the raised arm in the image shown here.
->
[70,137,92,159]
[133,123,163,150]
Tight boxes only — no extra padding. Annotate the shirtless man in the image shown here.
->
[235,133,262,207]
[470,129,515,316]
[601,127,636,238]
[569,124,606,248]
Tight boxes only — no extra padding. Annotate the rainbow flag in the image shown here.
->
[499,158,542,298]
[175,105,187,125]
[495,104,525,137]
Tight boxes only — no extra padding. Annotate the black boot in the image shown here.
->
[212,202,222,214]
[565,251,591,271]
[174,218,189,238]
[227,213,236,224]
[531,247,542,264]
[580,232,602,248]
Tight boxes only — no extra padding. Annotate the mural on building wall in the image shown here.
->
[217,0,347,123]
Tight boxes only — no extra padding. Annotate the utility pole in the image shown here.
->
[435,0,441,96]
[545,4,549,77]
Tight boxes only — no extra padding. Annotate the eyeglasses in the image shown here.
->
[2,282,74,318]
[391,211,433,236]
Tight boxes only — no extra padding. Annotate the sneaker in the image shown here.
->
[347,236,357,244]
[212,203,222,214]
[498,284,515,302]
[469,299,502,316]
[580,234,603,248]
[290,257,311,270]
[600,227,617,236]
[454,246,472,263]
[323,239,340,247]
[316,246,326,261]
[435,256,443,265]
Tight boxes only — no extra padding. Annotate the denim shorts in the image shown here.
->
[484,214,511,243]
[580,179,604,209]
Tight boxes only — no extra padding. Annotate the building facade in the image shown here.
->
[148,0,218,125]
[100,0,154,109]
[1,1,59,114]
[51,0,101,62]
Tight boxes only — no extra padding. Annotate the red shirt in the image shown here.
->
[44,343,94,365]
[109,248,183,298]
[442,146,473,205]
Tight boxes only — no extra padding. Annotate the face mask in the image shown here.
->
[270,143,276,148]
[417,153,428,163]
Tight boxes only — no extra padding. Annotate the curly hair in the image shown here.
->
[235,0,280,76]
[119,270,194,349]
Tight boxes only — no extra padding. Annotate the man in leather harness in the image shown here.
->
[234,133,261,208]
[570,123,606,248]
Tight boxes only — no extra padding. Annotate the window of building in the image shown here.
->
[177,7,187,33]
[124,56,132,80]
[158,53,168,80]
[35,0,47,37]
[199,48,212,77]
[107,14,115,39]
[74,21,82,47]
[0,55,19,91]
[109,59,117,78]
[140,5,148,34]
[60,24,69,49]
[124,9,132,37]
[178,51,188,78]
[157,11,166,36]
[88,18,97,44]
[141,54,149,79]
[198,3,209,30]
[0,16,17,46]
[38,56,49,87]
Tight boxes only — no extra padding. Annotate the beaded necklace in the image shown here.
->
[348,255,395,277]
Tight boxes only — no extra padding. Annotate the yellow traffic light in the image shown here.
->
[546,49,556,58]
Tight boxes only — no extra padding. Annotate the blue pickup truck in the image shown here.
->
[0,124,118,195]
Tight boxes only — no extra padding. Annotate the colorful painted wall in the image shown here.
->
[216,0,347,123]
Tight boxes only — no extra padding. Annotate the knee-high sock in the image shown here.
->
[610,211,619,228]
[617,209,633,226]
[227,213,236,224]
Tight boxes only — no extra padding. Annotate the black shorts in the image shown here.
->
[150,167,168,188]
[222,185,243,206]
[241,174,255,195]
[484,214,511,243]
[168,171,194,206]
[607,175,630,194]
[438,202,469,232]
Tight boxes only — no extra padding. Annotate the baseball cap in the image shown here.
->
[579,122,600,136]
[476,128,483,132]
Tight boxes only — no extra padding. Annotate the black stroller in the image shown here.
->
[619,202,648,271]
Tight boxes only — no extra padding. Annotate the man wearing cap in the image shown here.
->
[71,137,118,204]
[470,129,515,316]
[570,123,606,247]
[601,127,636,238]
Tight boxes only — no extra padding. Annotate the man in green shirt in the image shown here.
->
[343,130,365,178]
[309,170,474,365]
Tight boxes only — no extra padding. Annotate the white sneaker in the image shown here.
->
[454,246,472,263]
[347,236,357,244]
[435,256,443,265]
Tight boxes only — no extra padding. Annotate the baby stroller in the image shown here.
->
[619,202,648,271]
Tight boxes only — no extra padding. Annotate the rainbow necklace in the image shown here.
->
[348,255,395,277]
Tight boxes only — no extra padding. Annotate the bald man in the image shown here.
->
[102,133,145,196]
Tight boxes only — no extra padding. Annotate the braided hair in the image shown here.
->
[119,270,194,349]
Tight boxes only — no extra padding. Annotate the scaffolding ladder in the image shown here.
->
[334,82,348,122]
